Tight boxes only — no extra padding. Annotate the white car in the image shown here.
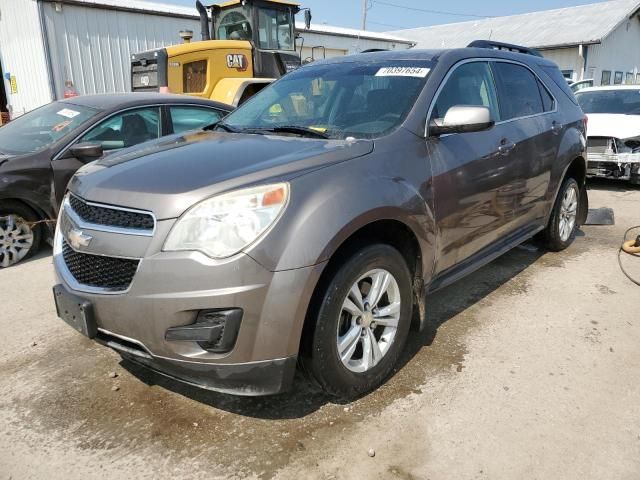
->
[575,85,640,184]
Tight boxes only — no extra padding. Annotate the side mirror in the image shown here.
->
[66,142,104,162]
[304,10,312,30]
[429,105,495,137]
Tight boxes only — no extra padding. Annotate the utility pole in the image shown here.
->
[361,0,368,30]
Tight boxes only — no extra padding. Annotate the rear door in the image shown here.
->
[427,60,522,273]
[491,61,557,226]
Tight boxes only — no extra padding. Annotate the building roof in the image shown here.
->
[52,0,414,44]
[387,0,640,50]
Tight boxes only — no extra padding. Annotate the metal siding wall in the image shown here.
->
[539,48,582,81]
[587,18,640,85]
[0,0,53,115]
[42,2,199,97]
[297,31,412,55]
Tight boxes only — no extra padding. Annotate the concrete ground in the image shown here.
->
[1,180,639,480]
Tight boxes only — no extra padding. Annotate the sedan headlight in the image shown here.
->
[164,183,289,258]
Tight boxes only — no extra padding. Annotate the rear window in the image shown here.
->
[542,65,579,105]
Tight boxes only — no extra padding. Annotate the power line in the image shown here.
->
[372,0,493,19]
[367,20,412,29]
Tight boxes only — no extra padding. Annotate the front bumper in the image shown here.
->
[54,239,322,395]
[587,152,640,182]
[119,349,297,396]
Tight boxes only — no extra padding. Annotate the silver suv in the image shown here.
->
[54,44,588,398]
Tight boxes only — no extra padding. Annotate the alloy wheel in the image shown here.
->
[0,215,34,267]
[336,268,401,373]
[559,185,578,242]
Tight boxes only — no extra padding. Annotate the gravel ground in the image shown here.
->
[1,180,639,480]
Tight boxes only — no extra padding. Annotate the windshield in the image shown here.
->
[223,60,433,139]
[576,89,640,115]
[0,102,98,155]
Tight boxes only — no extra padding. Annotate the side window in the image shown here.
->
[538,80,555,112]
[79,107,161,150]
[183,60,208,93]
[493,62,544,120]
[601,70,612,86]
[169,107,224,134]
[431,61,499,122]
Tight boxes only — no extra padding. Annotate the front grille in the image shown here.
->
[62,240,139,291]
[69,195,154,231]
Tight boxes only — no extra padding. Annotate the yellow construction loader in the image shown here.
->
[131,0,310,106]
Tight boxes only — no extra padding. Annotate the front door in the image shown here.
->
[427,60,521,274]
[51,107,162,207]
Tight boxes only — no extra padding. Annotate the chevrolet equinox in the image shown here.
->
[53,43,589,398]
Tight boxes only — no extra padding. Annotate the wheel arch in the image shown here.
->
[563,155,588,226]
[298,218,427,360]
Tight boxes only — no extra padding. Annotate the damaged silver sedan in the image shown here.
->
[577,86,640,184]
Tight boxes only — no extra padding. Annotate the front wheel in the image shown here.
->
[0,202,42,268]
[542,177,580,252]
[301,244,413,398]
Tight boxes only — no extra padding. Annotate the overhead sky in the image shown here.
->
[166,0,606,31]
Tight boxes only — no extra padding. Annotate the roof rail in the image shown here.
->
[467,40,543,57]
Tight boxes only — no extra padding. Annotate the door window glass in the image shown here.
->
[183,60,208,93]
[432,61,499,122]
[170,106,224,134]
[79,107,160,150]
[493,62,544,120]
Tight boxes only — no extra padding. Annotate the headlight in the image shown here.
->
[164,183,289,258]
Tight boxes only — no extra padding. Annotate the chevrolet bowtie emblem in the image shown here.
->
[67,229,92,250]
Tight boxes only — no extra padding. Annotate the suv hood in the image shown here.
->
[69,130,373,219]
[586,113,640,139]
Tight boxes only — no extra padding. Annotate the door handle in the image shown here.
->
[498,139,516,156]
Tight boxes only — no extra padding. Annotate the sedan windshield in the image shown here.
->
[0,102,98,155]
[576,89,640,115]
[223,60,434,139]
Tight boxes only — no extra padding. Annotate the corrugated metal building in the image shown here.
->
[388,0,640,86]
[0,0,414,117]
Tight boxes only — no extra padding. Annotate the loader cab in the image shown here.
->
[211,0,302,77]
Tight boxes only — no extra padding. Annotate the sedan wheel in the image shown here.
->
[0,215,35,267]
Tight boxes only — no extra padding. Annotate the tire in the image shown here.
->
[0,201,42,267]
[301,244,413,399]
[542,177,580,252]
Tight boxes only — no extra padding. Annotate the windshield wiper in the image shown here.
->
[252,126,330,139]
[205,121,242,133]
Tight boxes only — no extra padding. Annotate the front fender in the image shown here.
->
[245,152,436,279]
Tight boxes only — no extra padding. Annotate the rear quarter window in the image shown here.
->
[541,65,579,105]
